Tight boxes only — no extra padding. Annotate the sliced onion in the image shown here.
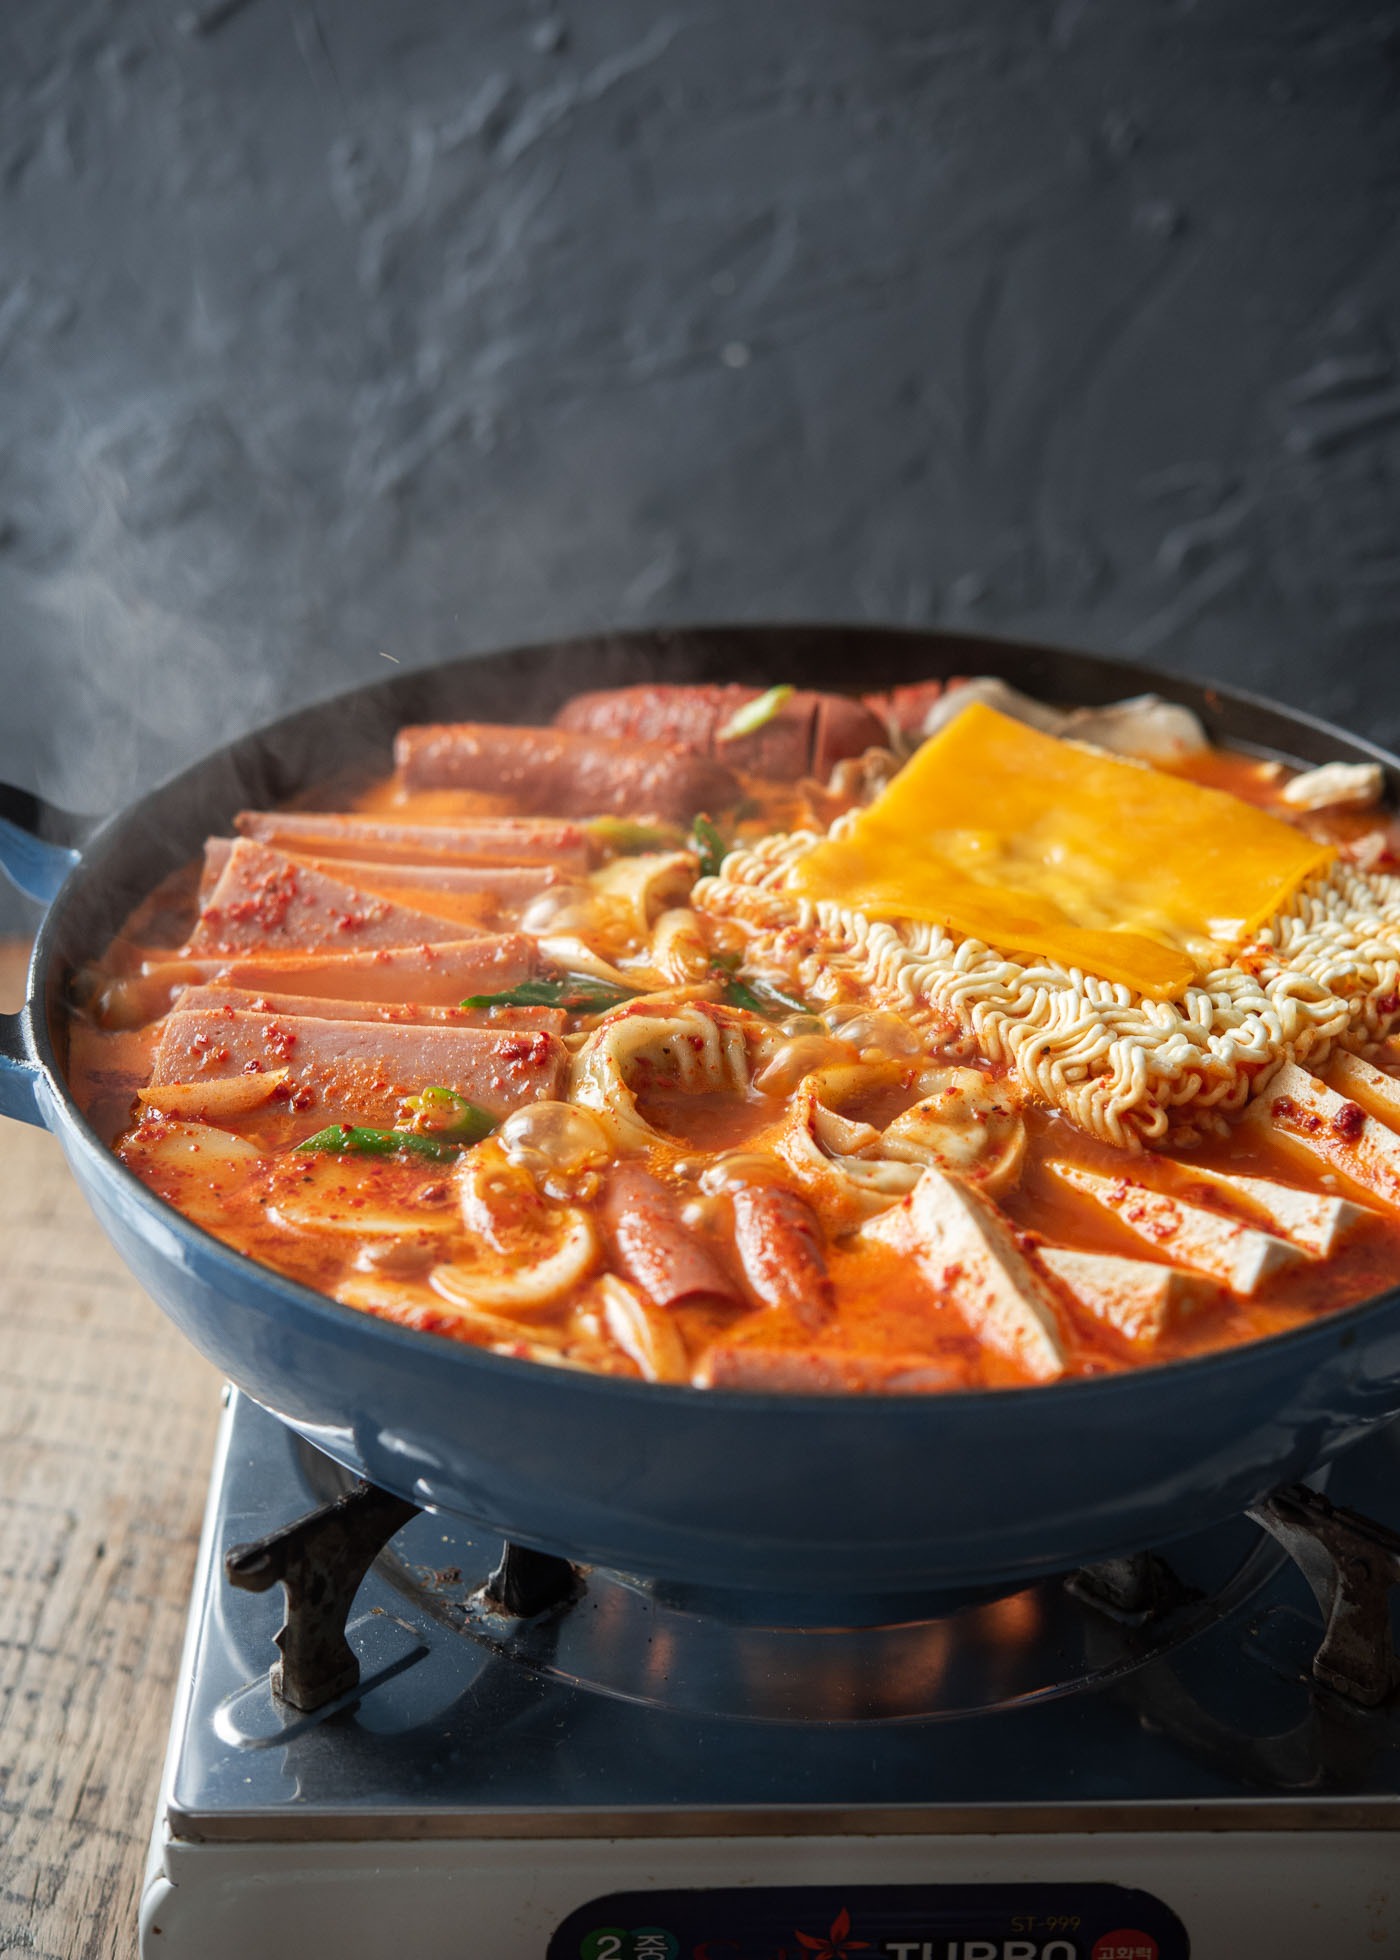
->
[431,1207,598,1313]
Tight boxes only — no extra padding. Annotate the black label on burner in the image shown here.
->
[550,1885,1187,1960]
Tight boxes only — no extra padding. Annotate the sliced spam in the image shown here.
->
[187,840,465,955]
[167,984,565,1034]
[210,934,538,1007]
[150,1006,566,1127]
[862,1168,1067,1381]
[1171,1163,1371,1258]
[1048,1163,1303,1294]
[1246,1059,1400,1210]
[235,810,595,870]
[1037,1245,1221,1347]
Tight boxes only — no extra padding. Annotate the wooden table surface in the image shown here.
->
[0,943,222,1959]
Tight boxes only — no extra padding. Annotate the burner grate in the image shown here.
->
[223,1461,1400,1719]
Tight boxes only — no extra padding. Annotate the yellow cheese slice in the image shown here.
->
[789,702,1334,1001]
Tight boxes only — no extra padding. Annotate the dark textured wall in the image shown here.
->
[2,1,1399,927]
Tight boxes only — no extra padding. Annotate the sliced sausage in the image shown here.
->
[554,685,886,781]
[862,680,945,743]
[698,1342,961,1393]
[151,1008,566,1126]
[602,1165,742,1311]
[187,840,464,956]
[730,1184,834,1329]
[235,811,594,870]
[394,723,740,820]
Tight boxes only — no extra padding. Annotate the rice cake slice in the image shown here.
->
[863,1169,1066,1381]
[1173,1163,1371,1258]
[1037,1245,1221,1347]
[1048,1163,1302,1295]
[1245,1060,1400,1210]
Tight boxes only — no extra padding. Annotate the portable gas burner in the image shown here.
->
[139,1389,1400,1959]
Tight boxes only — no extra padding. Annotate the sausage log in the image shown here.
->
[394,723,740,820]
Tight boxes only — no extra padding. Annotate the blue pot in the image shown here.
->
[3,625,1398,1593]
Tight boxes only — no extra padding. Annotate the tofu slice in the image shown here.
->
[1048,1163,1302,1295]
[1038,1245,1221,1347]
[863,1170,1066,1381]
[1173,1163,1372,1259]
[1245,1059,1400,1210]
[1326,1050,1400,1129]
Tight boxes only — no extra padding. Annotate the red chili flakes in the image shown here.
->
[1272,1093,1322,1134]
[1377,992,1400,1017]
[289,1088,314,1111]
[241,1058,264,1074]
[1332,1099,1366,1143]
[261,1021,298,1061]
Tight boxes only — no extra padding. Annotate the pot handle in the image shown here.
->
[0,1009,45,1128]
[0,783,91,904]
[0,784,97,1129]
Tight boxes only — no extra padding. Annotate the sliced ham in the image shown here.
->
[730,1184,834,1328]
[167,985,565,1035]
[198,836,234,902]
[150,1008,566,1126]
[235,810,594,870]
[210,935,537,1008]
[187,840,463,956]
[394,722,741,819]
[553,684,886,780]
[602,1165,742,1310]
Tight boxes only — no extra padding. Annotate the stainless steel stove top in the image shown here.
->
[166,1391,1400,1843]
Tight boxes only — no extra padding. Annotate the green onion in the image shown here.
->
[399,1086,497,1146]
[462,973,639,1013]
[586,815,684,855]
[294,1123,473,1162]
[717,683,795,742]
[720,974,809,1018]
[690,814,728,880]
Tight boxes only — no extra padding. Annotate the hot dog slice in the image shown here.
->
[151,1008,566,1127]
[730,1184,834,1328]
[188,840,463,955]
[696,1343,960,1393]
[602,1164,742,1310]
[395,722,740,819]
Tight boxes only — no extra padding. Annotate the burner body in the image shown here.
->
[140,1393,1400,1959]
